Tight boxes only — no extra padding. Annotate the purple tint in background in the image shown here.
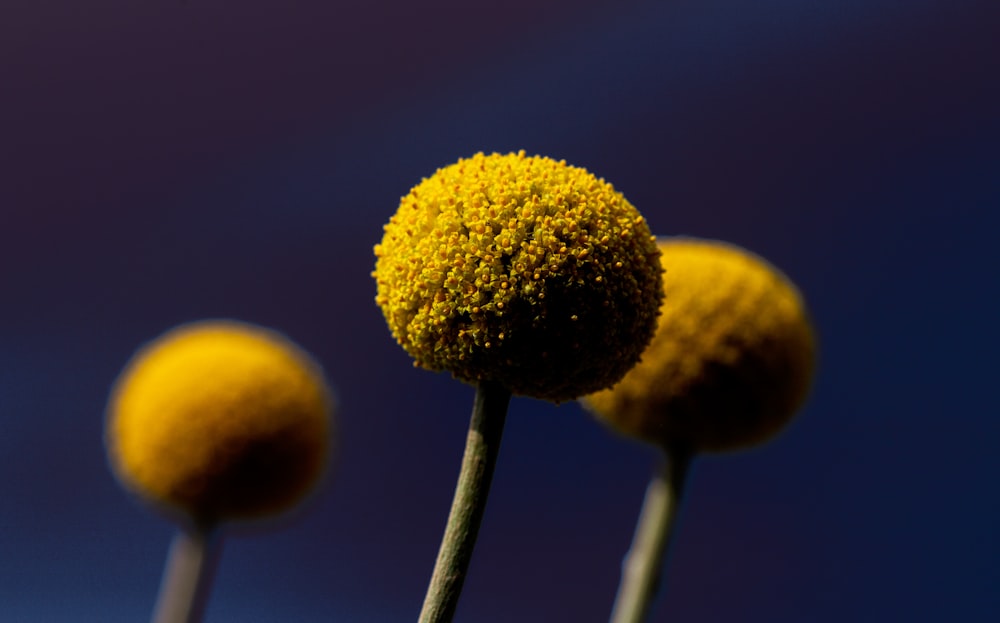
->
[1,0,998,621]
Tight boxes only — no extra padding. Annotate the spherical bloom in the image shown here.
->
[582,238,816,453]
[373,151,663,402]
[106,320,335,524]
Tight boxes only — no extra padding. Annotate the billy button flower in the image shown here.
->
[374,150,663,402]
[373,151,663,623]
[581,237,816,623]
[106,320,335,623]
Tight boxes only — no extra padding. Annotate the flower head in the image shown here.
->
[582,238,816,452]
[106,320,335,524]
[373,151,663,402]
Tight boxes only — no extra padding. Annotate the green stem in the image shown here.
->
[152,523,221,623]
[418,380,512,623]
[609,448,693,623]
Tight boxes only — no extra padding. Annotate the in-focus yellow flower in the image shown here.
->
[582,238,816,452]
[373,151,663,402]
[106,320,335,524]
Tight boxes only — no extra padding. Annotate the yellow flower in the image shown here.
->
[373,151,663,401]
[106,320,335,524]
[582,238,816,452]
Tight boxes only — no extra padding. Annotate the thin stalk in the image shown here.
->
[152,523,221,623]
[418,380,512,623]
[609,448,693,623]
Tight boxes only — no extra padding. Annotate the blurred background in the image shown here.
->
[1,0,997,621]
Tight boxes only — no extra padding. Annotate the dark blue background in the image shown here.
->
[2,1,997,621]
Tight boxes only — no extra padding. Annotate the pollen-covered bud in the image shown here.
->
[106,320,335,524]
[582,238,816,452]
[373,151,663,402]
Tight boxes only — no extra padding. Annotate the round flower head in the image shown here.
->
[373,151,663,402]
[582,238,816,453]
[106,320,335,524]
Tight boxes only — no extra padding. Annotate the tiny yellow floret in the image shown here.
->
[582,238,816,452]
[106,320,334,523]
[373,151,663,402]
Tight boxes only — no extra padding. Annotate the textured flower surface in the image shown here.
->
[374,151,663,401]
[582,238,816,452]
[106,320,334,523]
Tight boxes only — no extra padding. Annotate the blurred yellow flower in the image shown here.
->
[106,320,335,524]
[373,151,663,401]
[583,238,815,452]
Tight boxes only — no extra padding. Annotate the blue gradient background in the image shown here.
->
[1,1,998,621]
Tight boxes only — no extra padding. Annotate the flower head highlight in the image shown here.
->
[106,320,335,524]
[373,151,663,402]
[582,238,816,452]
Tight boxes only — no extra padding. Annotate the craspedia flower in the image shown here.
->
[582,238,816,453]
[106,320,335,524]
[373,150,663,402]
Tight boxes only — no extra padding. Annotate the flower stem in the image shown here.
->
[152,523,221,623]
[609,448,693,623]
[418,380,512,623]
